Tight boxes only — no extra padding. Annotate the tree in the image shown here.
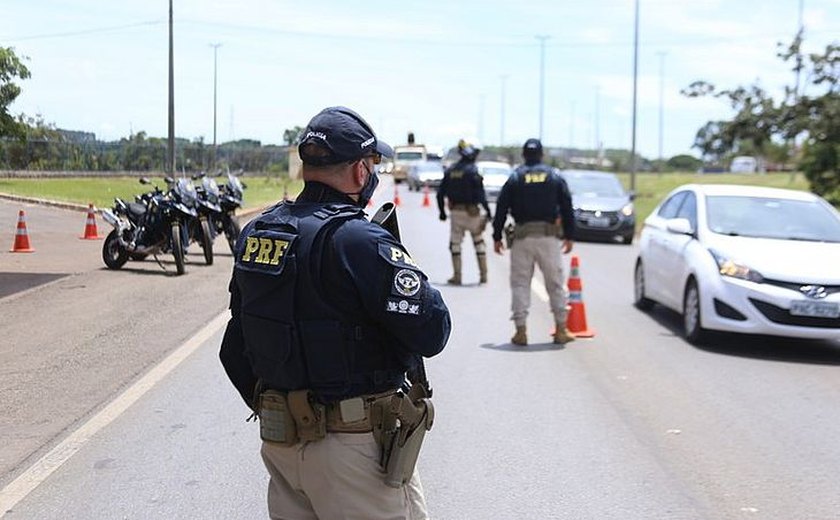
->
[0,47,31,139]
[667,154,703,172]
[283,126,304,146]
[683,36,839,201]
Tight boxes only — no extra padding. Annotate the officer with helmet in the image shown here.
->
[436,139,492,285]
[491,138,576,346]
[220,106,451,519]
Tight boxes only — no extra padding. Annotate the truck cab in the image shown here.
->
[391,133,427,183]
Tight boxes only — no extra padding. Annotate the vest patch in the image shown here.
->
[236,230,296,275]
[386,298,421,315]
[393,269,421,297]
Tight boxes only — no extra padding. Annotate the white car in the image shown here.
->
[634,184,840,344]
[478,160,513,202]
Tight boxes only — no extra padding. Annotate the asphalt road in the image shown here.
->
[2,181,840,519]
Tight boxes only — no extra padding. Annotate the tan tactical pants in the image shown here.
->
[449,208,486,255]
[509,235,568,327]
[261,434,429,520]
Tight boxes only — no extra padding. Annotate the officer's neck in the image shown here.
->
[298,181,357,205]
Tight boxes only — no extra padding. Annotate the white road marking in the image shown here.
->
[0,311,230,517]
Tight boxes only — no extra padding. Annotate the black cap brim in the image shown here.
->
[376,139,393,159]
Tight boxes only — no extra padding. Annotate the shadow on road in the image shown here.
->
[643,305,840,366]
[479,342,566,353]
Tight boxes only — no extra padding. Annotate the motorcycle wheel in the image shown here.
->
[200,218,214,265]
[103,230,129,269]
[170,222,186,275]
[224,217,241,254]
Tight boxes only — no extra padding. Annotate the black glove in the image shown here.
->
[439,212,447,222]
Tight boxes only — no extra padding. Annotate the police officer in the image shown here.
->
[491,138,576,346]
[436,139,492,285]
[220,106,451,520]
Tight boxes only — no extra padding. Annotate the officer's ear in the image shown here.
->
[350,159,366,188]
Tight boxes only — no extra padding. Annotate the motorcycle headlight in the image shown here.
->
[708,248,764,283]
[621,203,634,217]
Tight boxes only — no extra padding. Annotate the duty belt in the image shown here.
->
[449,203,478,211]
[514,221,563,239]
[324,389,398,433]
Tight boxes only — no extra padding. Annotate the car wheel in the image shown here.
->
[683,278,706,345]
[633,260,654,311]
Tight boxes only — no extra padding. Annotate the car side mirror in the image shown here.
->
[628,190,636,201]
[666,218,694,236]
[139,177,150,185]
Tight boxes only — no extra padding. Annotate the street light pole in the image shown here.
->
[656,51,667,168]
[167,0,175,174]
[630,0,639,191]
[536,35,549,141]
[210,43,222,169]
[500,74,508,146]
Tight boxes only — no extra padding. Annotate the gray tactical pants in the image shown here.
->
[509,235,568,327]
[449,208,486,255]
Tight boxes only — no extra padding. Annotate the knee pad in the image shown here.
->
[449,242,462,254]
[473,239,486,255]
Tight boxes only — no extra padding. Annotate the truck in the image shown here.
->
[391,132,427,184]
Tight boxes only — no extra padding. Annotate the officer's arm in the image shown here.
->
[492,178,514,242]
[334,223,451,358]
[436,173,448,215]
[219,278,258,409]
[557,177,576,239]
[475,170,492,217]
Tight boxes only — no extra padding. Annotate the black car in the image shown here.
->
[559,169,636,244]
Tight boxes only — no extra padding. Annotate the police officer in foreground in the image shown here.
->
[491,138,576,346]
[436,139,492,285]
[220,106,451,520]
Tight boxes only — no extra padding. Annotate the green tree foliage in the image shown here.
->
[667,154,703,172]
[0,47,31,139]
[283,126,304,146]
[683,34,839,201]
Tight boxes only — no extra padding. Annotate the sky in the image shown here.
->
[4,0,839,160]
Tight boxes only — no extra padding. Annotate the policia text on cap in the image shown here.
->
[220,106,451,520]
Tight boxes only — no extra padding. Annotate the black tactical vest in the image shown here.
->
[233,202,403,401]
[512,164,561,223]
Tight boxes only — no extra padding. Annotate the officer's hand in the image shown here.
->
[562,239,574,254]
[494,240,504,255]
[439,212,447,222]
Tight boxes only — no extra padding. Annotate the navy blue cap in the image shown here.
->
[523,138,543,154]
[298,106,393,166]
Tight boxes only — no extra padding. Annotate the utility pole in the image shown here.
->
[167,0,175,174]
[536,35,549,141]
[210,43,222,169]
[499,74,508,146]
[795,0,804,100]
[595,86,602,166]
[478,93,486,145]
[656,51,667,169]
[630,0,639,191]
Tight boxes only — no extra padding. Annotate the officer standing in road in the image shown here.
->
[220,106,451,520]
[436,139,492,285]
[491,138,576,346]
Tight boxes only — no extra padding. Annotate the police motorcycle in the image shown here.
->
[99,176,198,275]
[214,169,246,253]
[183,173,217,266]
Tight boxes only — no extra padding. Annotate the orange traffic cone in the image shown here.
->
[393,184,401,207]
[421,183,431,207]
[80,203,103,239]
[10,209,35,253]
[566,255,595,337]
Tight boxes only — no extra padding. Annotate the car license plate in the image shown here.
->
[587,217,610,228]
[789,300,840,318]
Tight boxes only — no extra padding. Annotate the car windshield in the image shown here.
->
[415,163,442,172]
[706,195,840,242]
[396,152,424,160]
[564,175,625,197]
